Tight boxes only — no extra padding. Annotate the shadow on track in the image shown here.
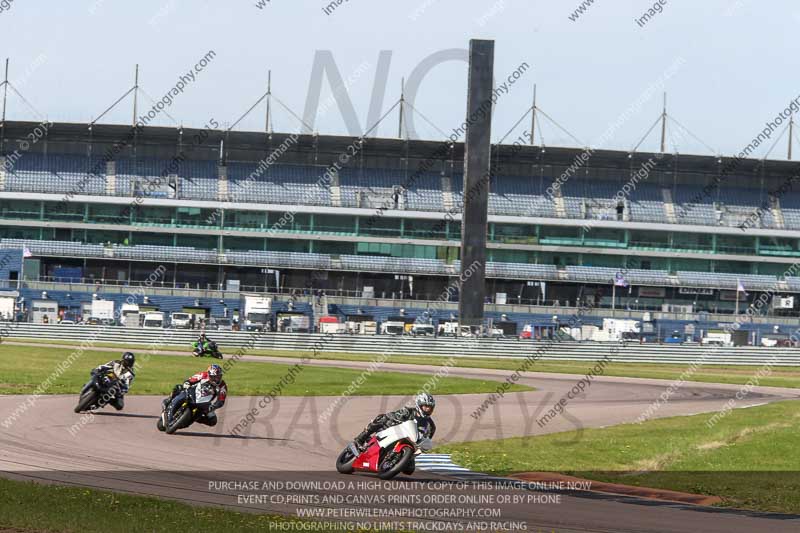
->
[175,431,292,441]
[91,412,160,420]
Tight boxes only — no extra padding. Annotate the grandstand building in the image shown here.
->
[1,120,800,333]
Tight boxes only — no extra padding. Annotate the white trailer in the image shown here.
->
[320,321,346,334]
[597,318,640,342]
[702,330,733,347]
[0,294,15,321]
[31,299,58,324]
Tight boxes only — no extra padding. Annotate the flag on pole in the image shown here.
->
[736,279,748,295]
[22,247,32,258]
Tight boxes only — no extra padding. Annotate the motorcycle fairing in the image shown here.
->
[354,437,382,471]
[375,419,418,448]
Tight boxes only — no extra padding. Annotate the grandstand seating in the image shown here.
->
[225,250,331,269]
[4,152,793,232]
[0,238,793,292]
[6,153,107,195]
[227,163,331,206]
[676,271,778,290]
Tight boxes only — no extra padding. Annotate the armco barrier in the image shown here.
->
[2,323,800,366]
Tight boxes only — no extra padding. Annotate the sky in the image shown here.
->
[0,0,798,158]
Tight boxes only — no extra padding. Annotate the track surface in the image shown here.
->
[1,348,799,532]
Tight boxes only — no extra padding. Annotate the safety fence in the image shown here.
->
[3,323,800,366]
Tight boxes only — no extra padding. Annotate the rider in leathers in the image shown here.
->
[85,352,136,410]
[163,364,227,426]
[353,393,436,450]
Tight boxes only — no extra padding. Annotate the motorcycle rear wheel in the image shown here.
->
[74,390,97,413]
[335,446,357,474]
[165,407,192,434]
[378,446,414,480]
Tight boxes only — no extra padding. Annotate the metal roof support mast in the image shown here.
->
[398,77,405,139]
[265,70,272,134]
[458,39,494,329]
[0,58,8,153]
[660,92,667,153]
[132,64,139,128]
[1,58,8,124]
[530,84,537,145]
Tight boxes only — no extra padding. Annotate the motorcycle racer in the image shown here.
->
[192,333,216,354]
[352,392,436,451]
[86,352,136,410]
[163,364,227,426]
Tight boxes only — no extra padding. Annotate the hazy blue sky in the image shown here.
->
[1,0,797,158]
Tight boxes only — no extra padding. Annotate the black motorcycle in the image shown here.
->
[74,367,123,413]
[157,381,217,434]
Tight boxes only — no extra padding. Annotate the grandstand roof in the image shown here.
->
[2,120,798,181]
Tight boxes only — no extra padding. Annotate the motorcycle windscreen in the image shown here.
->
[376,420,418,448]
[194,384,216,404]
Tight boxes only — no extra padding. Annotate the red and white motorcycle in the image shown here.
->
[335,419,433,480]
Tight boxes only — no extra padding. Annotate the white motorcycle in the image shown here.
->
[336,419,433,480]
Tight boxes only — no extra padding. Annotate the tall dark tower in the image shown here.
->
[458,39,494,327]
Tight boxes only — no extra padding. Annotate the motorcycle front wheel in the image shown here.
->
[403,457,416,475]
[74,390,97,413]
[335,446,357,474]
[165,407,192,434]
[378,446,414,480]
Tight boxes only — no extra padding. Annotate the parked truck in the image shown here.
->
[142,311,165,329]
[120,303,140,327]
[90,300,115,323]
[381,316,407,336]
[241,295,272,331]
[170,312,192,329]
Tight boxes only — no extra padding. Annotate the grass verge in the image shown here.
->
[0,345,530,397]
[0,477,334,532]
[440,400,800,514]
[7,336,800,389]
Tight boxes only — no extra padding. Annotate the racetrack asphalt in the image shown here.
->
[1,342,799,532]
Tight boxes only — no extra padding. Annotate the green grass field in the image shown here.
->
[0,344,531,397]
[8,336,800,389]
[440,400,800,514]
[0,477,336,533]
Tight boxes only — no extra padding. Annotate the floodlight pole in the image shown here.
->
[789,113,794,160]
